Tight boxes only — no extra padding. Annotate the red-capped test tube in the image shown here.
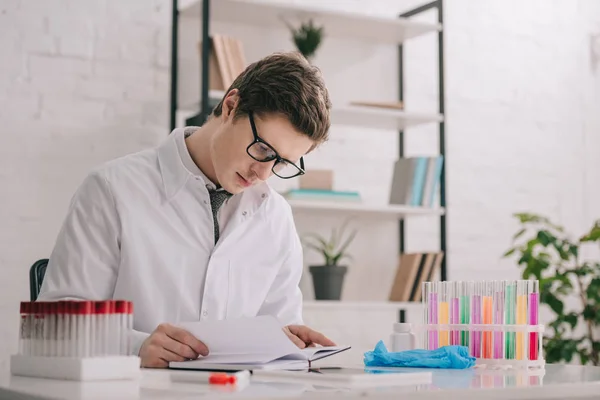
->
[77,301,92,357]
[94,301,109,356]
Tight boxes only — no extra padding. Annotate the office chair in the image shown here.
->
[29,259,49,301]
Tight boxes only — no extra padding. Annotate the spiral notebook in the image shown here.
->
[168,315,350,371]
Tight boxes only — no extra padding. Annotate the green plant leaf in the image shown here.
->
[513,228,527,240]
[564,312,579,330]
[580,221,600,242]
[544,336,570,363]
[583,304,596,321]
[537,230,553,246]
[586,278,600,304]
[503,247,516,258]
[541,290,564,315]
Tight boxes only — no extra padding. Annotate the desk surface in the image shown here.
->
[1,360,600,400]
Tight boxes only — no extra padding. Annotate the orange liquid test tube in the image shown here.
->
[482,282,493,359]
[439,282,449,347]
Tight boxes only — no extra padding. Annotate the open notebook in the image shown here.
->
[168,315,350,371]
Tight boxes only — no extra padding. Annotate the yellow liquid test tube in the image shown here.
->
[516,280,527,360]
[439,281,449,347]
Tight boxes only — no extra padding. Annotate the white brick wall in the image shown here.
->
[1,0,599,372]
[0,0,170,374]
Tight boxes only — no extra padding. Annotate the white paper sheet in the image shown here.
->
[177,315,301,362]
[174,315,350,366]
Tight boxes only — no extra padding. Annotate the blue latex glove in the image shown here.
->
[364,340,476,369]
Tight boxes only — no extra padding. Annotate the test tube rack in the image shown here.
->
[411,323,546,369]
[11,300,142,381]
[417,279,545,370]
[10,354,141,381]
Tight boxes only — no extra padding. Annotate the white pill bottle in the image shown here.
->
[390,323,416,352]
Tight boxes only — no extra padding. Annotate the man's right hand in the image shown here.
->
[139,323,209,368]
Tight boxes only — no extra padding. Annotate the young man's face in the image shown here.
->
[210,92,315,195]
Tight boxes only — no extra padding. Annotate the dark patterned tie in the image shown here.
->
[208,189,231,244]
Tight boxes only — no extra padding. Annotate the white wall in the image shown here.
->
[1,0,599,370]
[0,0,172,374]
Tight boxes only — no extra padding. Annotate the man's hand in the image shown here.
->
[139,323,209,368]
[283,325,337,349]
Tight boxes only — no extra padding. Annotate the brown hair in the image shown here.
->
[212,52,331,149]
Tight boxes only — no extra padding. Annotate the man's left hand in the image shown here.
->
[283,325,336,349]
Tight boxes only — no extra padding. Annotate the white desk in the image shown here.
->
[2,359,600,400]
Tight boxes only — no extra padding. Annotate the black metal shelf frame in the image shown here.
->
[169,1,447,322]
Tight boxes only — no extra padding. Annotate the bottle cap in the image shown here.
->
[127,301,134,315]
[393,323,412,333]
[94,301,109,314]
[209,373,236,385]
[57,301,66,314]
[78,301,93,315]
[115,300,127,314]
[108,300,116,314]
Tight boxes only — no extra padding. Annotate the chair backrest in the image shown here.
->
[29,259,49,301]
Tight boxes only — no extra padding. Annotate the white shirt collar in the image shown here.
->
[158,127,271,205]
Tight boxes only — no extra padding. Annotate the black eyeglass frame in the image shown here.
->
[246,111,306,179]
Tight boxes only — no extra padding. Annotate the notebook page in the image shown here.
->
[177,315,301,362]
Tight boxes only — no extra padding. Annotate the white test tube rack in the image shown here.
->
[410,323,546,370]
[11,300,141,381]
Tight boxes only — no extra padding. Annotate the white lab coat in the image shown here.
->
[38,128,304,356]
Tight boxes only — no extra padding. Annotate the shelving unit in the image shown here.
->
[169,0,447,321]
[177,0,441,44]
[286,199,444,219]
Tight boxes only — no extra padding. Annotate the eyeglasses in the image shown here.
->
[246,111,306,179]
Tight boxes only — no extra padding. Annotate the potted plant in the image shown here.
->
[303,219,357,300]
[285,19,324,62]
[503,212,600,365]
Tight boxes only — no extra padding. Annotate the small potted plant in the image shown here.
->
[286,19,324,62]
[303,219,357,300]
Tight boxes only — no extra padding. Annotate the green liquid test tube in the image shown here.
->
[505,281,516,359]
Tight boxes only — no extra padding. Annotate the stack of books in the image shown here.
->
[201,33,247,91]
[389,156,444,207]
[282,189,361,203]
[388,252,444,302]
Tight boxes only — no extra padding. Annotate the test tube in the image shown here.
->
[450,281,460,345]
[460,281,471,348]
[116,301,127,356]
[69,302,77,357]
[505,280,516,360]
[528,280,539,361]
[482,281,493,359]
[48,302,57,357]
[19,302,28,356]
[78,301,92,358]
[493,280,504,360]
[438,281,449,347]
[470,281,482,358]
[33,302,42,357]
[127,301,134,355]
[516,280,528,360]
[428,282,438,350]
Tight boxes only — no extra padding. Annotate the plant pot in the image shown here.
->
[309,265,347,300]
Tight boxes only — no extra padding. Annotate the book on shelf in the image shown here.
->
[389,156,444,207]
[199,33,247,92]
[389,251,444,302]
[349,100,404,110]
[283,188,361,202]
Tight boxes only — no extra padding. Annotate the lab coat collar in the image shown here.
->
[157,128,272,214]
[157,128,192,200]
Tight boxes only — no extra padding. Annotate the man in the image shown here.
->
[38,52,336,367]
